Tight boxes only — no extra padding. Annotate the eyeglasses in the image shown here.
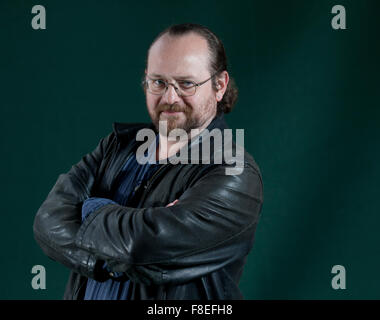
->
[143,72,218,97]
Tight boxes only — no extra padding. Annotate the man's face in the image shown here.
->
[145,33,217,135]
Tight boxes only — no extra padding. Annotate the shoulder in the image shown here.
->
[112,121,155,141]
[187,148,263,195]
[98,121,155,157]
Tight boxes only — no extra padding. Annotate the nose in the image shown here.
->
[161,84,180,105]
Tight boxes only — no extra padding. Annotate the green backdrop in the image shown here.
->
[1,0,379,299]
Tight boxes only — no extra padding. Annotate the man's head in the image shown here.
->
[144,23,238,134]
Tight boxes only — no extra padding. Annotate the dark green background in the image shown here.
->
[1,0,379,299]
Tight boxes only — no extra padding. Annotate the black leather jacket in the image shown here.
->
[33,114,263,300]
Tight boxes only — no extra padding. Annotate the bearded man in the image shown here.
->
[33,23,263,300]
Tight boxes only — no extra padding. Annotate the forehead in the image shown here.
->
[147,33,210,78]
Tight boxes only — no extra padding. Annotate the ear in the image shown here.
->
[215,71,229,102]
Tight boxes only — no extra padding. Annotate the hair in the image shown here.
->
[146,23,238,115]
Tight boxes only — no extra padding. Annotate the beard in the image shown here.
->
[148,98,215,136]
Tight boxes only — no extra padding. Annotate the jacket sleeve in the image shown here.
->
[33,132,115,280]
[74,160,263,285]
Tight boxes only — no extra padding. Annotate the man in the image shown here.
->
[33,23,263,300]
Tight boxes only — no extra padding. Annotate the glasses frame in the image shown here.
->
[143,71,220,97]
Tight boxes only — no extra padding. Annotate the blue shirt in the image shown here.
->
[82,135,161,300]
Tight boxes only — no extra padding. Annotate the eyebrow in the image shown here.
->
[149,73,196,80]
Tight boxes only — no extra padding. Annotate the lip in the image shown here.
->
[161,111,182,114]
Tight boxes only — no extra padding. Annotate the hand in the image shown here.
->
[166,199,179,207]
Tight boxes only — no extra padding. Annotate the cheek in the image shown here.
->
[189,95,212,112]
[193,87,215,109]
[182,97,195,108]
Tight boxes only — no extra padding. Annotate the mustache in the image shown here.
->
[156,104,190,113]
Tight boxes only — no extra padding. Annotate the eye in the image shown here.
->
[152,79,166,88]
[178,80,195,89]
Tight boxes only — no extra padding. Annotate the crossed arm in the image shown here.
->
[33,134,263,285]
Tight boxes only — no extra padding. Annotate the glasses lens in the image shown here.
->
[177,81,196,96]
[146,79,196,96]
[148,79,166,95]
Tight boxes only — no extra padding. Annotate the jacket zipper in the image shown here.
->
[136,164,170,205]
[110,139,171,205]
